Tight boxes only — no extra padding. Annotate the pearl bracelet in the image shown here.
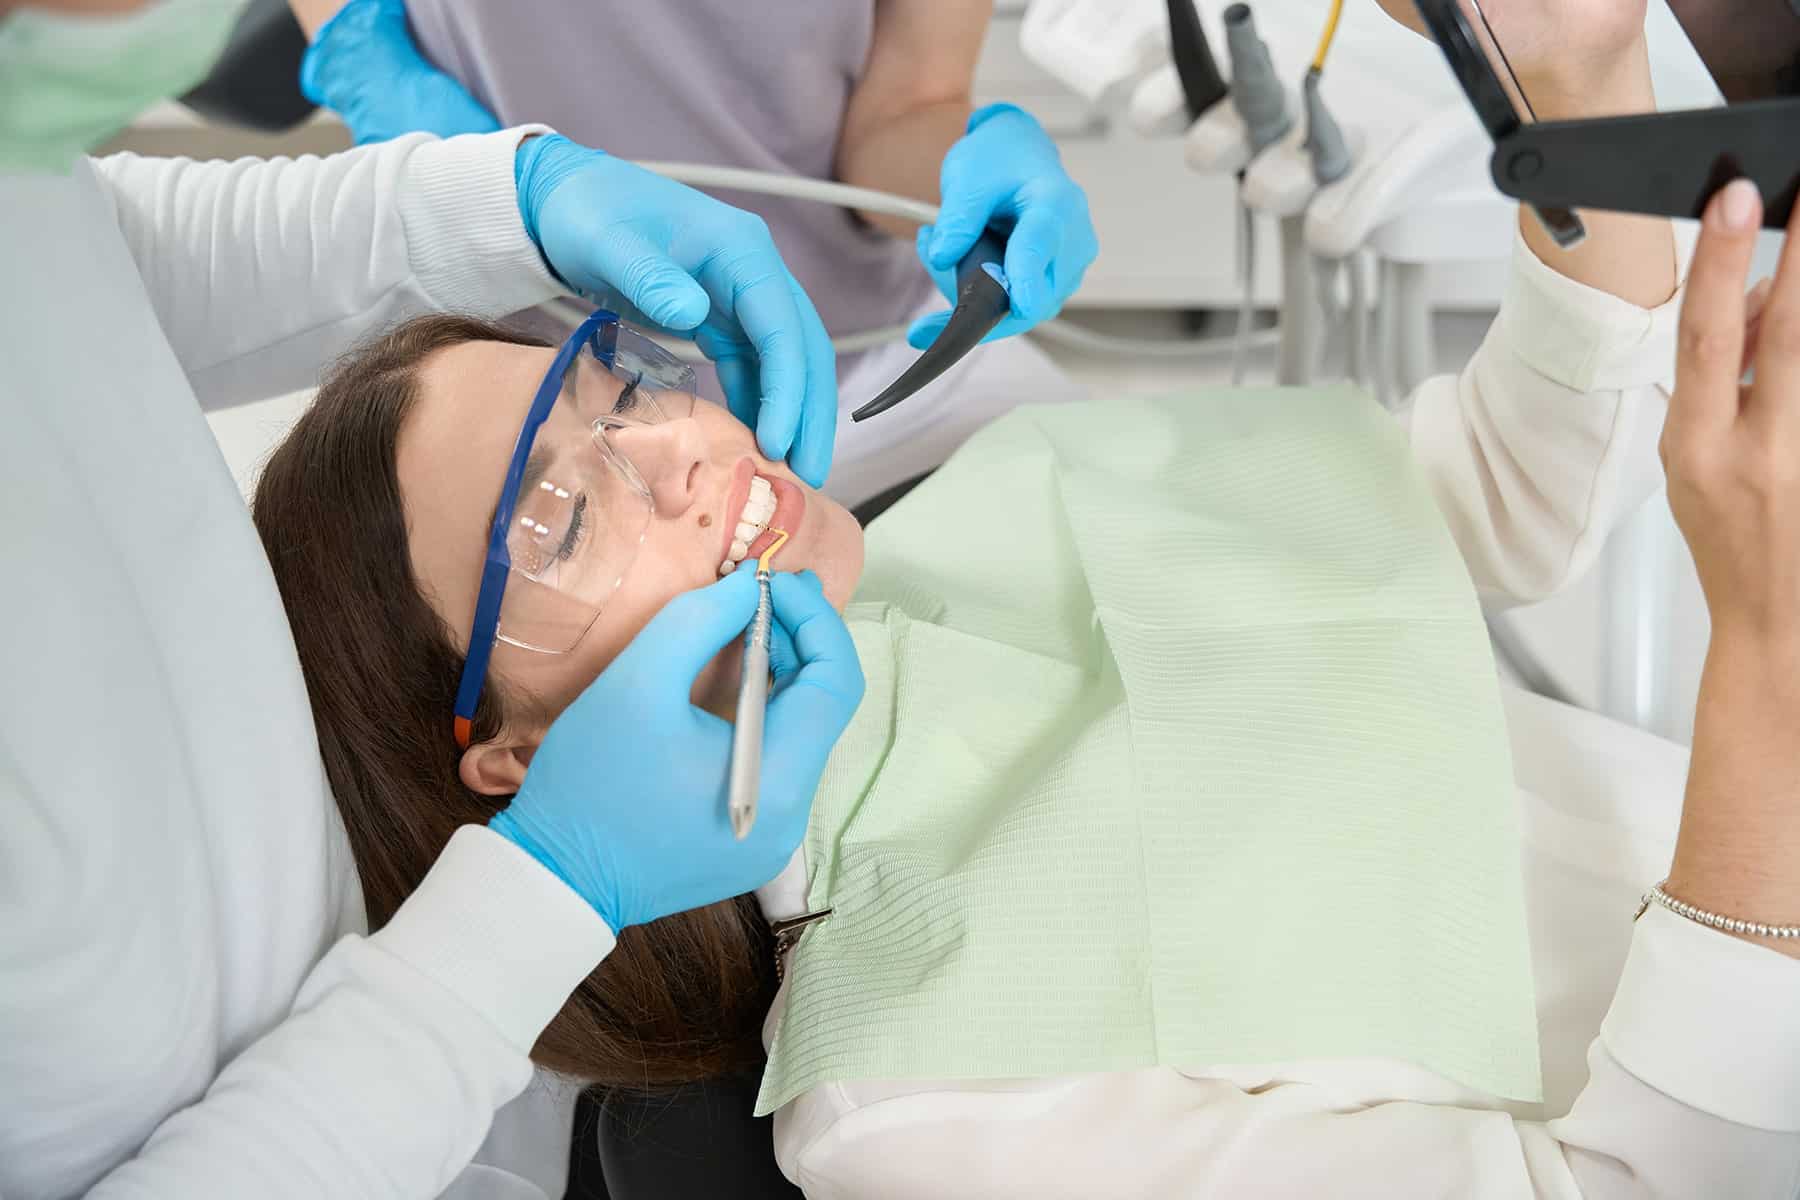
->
[1636,880,1800,939]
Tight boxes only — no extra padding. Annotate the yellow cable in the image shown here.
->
[1311,0,1345,71]
[756,528,791,573]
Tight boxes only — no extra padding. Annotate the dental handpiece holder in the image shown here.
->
[851,229,1012,422]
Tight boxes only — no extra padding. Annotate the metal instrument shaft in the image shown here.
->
[727,529,789,839]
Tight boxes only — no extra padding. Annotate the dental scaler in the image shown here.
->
[851,229,1014,421]
[728,528,790,839]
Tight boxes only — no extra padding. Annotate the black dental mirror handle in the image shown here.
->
[851,229,1012,422]
[1493,99,1800,231]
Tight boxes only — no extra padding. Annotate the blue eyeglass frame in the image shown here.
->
[453,309,623,749]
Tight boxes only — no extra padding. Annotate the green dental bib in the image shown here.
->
[757,390,1541,1115]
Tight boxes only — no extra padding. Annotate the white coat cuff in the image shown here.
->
[370,825,616,1055]
[755,849,811,921]
[1496,223,1683,394]
[398,125,563,315]
[1601,905,1800,1131]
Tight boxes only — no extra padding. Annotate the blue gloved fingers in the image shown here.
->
[1052,187,1100,305]
[909,226,963,349]
[300,0,500,145]
[905,309,952,351]
[765,571,864,720]
[400,76,503,142]
[766,570,825,685]
[1001,201,1065,325]
[593,570,760,712]
[927,171,1011,272]
[713,350,762,432]
[692,240,809,465]
[582,229,713,333]
[760,574,863,838]
[785,275,838,489]
[766,609,801,681]
[688,314,754,401]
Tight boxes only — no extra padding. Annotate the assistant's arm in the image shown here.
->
[1397,44,1681,607]
[91,129,559,410]
[76,828,614,1199]
[780,905,1800,1198]
[835,0,990,236]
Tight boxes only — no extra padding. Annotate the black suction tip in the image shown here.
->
[852,230,1014,422]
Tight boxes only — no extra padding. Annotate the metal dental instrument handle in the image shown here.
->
[728,574,773,839]
[851,229,1013,422]
[727,530,789,840]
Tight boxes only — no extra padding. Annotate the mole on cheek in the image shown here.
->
[698,513,713,529]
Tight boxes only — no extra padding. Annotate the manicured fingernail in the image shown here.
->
[1719,179,1759,231]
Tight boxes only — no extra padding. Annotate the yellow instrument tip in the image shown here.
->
[757,528,791,573]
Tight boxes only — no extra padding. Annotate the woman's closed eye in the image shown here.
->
[613,375,648,418]
[555,492,588,563]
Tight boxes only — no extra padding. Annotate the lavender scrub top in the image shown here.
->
[404,0,940,378]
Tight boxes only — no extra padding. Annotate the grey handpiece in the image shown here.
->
[728,574,775,840]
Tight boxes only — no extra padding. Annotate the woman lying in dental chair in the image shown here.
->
[250,10,1800,1195]
[247,125,1800,1195]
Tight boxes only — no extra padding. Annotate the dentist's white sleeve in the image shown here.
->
[90,127,562,410]
[1399,225,1686,607]
[91,828,614,1199]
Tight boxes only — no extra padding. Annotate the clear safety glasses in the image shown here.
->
[452,309,700,748]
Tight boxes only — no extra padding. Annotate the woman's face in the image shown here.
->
[396,338,864,787]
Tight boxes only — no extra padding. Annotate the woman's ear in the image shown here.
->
[458,734,540,796]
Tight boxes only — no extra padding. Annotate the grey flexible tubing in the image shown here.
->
[536,160,1280,362]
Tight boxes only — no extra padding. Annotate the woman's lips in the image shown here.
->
[718,456,806,565]
[748,476,805,561]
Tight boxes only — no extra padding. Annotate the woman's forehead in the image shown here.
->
[397,340,560,635]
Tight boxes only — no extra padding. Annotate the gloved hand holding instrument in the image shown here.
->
[489,567,863,934]
[854,103,1099,422]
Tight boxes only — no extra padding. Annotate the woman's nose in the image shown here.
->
[610,417,707,517]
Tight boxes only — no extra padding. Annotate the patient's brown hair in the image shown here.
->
[252,314,772,1088]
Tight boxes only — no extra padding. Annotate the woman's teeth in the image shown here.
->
[718,475,777,576]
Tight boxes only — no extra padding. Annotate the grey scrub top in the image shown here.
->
[405,0,939,366]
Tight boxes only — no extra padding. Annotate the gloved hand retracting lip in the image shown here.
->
[514,134,838,488]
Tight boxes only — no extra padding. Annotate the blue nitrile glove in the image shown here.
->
[908,104,1100,351]
[516,134,838,488]
[300,0,500,145]
[488,568,863,933]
